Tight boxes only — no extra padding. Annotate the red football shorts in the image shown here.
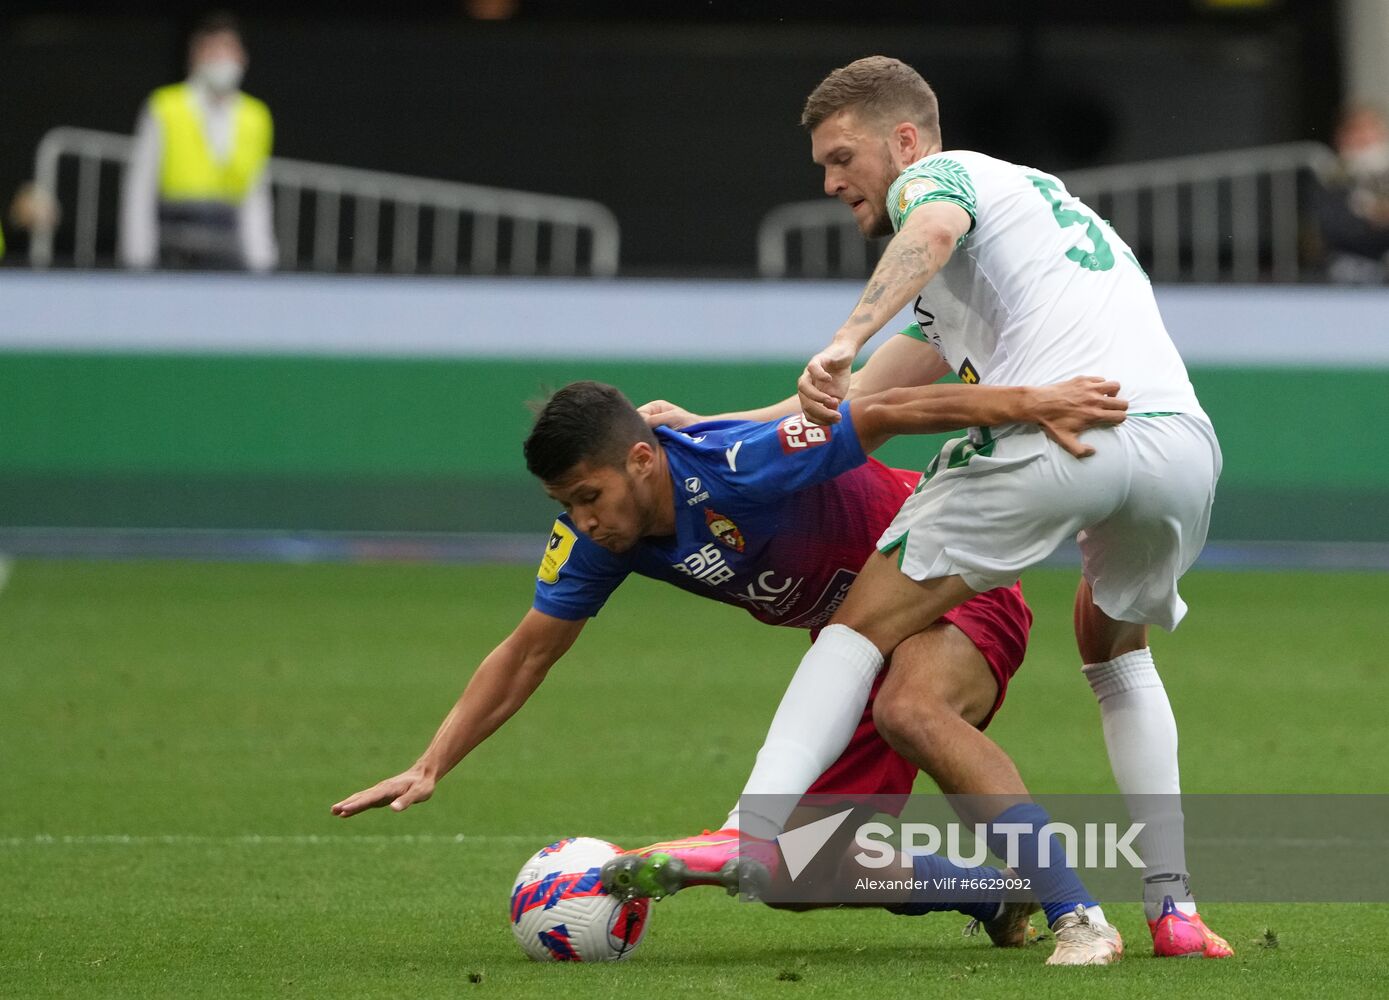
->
[804,581,1032,811]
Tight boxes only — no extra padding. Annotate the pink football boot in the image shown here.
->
[1149,895,1235,958]
[600,828,779,901]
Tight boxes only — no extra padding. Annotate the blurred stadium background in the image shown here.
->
[1,0,1386,557]
[4,3,1389,996]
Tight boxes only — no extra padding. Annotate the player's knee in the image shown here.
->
[870,686,908,749]
[872,686,951,763]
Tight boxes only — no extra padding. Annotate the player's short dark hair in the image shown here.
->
[524,381,657,483]
[191,10,242,44]
[801,55,940,143]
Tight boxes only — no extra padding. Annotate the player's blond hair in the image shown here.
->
[801,56,940,143]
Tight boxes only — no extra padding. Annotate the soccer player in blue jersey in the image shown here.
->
[332,375,1125,942]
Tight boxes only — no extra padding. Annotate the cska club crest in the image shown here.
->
[705,508,745,553]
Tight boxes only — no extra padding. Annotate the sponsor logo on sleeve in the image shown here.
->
[778,414,831,454]
[898,178,931,213]
[705,508,746,553]
[537,520,577,584]
[958,358,980,384]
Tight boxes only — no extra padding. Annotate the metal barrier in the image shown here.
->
[29,126,621,276]
[757,142,1340,282]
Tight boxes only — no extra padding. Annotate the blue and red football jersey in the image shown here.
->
[532,402,921,629]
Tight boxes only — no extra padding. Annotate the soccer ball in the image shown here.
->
[509,837,652,962]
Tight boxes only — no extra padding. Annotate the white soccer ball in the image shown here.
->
[509,837,652,962]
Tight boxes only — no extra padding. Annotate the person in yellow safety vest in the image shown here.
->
[119,12,276,272]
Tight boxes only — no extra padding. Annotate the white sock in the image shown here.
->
[725,624,883,840]
[1085,904,1110,928]
[1083,648,1197,920]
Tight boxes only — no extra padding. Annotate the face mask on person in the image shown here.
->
[1344,141,1389,179]
[195,58,244,95]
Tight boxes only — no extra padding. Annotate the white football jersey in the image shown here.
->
[886,150,1205,418]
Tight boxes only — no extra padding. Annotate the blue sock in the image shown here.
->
[888,852,1004,922]
[985,802,1097,927]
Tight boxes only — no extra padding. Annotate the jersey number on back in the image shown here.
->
[1028,175,1115,272]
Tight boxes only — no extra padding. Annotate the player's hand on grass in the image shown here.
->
[637,399,703,429]
[331,767,436,817]
[799,338,856,425]
[1030,376,1128,459]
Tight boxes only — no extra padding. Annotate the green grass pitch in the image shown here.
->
[2,559,1387,998]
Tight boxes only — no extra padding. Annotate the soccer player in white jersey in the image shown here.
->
[626,57,1232,966]
[791,55,1230,963]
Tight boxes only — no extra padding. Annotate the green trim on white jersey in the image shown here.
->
[886,156,978,239]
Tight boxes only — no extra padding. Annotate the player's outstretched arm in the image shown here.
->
[637,396,799,430]
[852,377,1128,458]
[637,399,703,429]
[330,609,585,817]
[640,337,950,431]
[801,202,972,423]
[847,331,952,397]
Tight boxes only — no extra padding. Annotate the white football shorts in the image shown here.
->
[877,413,1221,631]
